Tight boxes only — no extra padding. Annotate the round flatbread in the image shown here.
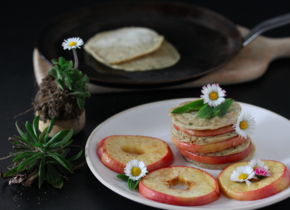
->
[170,124,238,145]
[84,27,164,64]
[105,40,180,71]
[183,143,256,170]
[168,100,241,130]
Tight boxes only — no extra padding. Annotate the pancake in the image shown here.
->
[84,27,164,64]
[183,143,256,170]
[105,40,180,71]
[168,100,241,130]
[191,138,251,156]
[170,124,238,145]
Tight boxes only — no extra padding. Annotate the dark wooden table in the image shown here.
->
[1,0,290,209]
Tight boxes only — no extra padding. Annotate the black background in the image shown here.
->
[1,0,290,209]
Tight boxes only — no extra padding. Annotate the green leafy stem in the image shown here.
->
[1,115,83,189]
[171,98,234,118]
[48,57,90,109]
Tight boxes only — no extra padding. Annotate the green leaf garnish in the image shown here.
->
[196,104,214,118]
[213,99,234,117]
[117,174,129,181]
[171,99,204,113]
[0,116,83,189]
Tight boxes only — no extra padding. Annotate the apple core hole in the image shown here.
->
[121,146,144,156]
[169,177,189,190]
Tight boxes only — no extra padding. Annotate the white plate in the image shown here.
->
[85,98,290,210]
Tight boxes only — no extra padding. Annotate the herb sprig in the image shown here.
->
[172,98,234,118]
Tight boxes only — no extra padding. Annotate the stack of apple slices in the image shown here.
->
[169,101,255,170]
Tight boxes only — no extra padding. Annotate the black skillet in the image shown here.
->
[36,1,290,89]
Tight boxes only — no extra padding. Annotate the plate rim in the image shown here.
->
[85,98,290,210]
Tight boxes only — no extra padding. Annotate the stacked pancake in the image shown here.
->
[168,100,256,170]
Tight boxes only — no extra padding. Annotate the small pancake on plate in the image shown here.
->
[168,100,241,130]
[106,40,180,71]
[84,27,164,64]
[170,124,238,145]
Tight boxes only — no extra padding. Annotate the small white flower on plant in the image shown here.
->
[248,159,268,171]
[124,160,148,181]
[233,112,256,139]
[230,166,256,185]
[200,84,226,107]
[62,37,84,50]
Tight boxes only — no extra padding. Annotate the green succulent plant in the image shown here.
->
[48,57,90,109]
[1,116,83,189]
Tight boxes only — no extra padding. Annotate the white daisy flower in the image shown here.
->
[124,160,148,181]
[62,37,84,50]
[230,166,256,185]
[200,84,226,107]
[248,159,268,171]
[233,112,256,139]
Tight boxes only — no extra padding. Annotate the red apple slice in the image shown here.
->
[97,135,173,174]
[139,166,220,206]
[218,160,290,200]
[172,136,246,153]
[174,124,234,136]
[179,142,252,164]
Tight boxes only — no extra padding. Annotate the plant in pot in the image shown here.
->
[34,37,90,137]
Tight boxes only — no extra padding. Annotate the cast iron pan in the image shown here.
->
[36,1,242,88]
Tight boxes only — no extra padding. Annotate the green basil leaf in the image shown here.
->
[197,104,215,118]
[171,99,204,113]
[128,179,133,190]
[132,179,141,190]
[214,99,234,117]
[51,59,58,64]
[117,174,129,181]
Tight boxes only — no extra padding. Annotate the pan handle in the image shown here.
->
[243,13,290,47]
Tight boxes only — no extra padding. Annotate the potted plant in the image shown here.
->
[33,37,90,136]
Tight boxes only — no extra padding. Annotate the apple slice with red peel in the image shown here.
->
[179,141,252,164]
[218,160,290,200]
[97,135,173,174]
[172,136,246,153]
[174,124,234,136]
[139,166,220,206]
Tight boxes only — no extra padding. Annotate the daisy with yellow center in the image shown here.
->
[124,160,147,181]
[62,37,84,50]
[233,112,256,139]
[200,84,226,107]
[230,166,256,185]
[249,159,268,171]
